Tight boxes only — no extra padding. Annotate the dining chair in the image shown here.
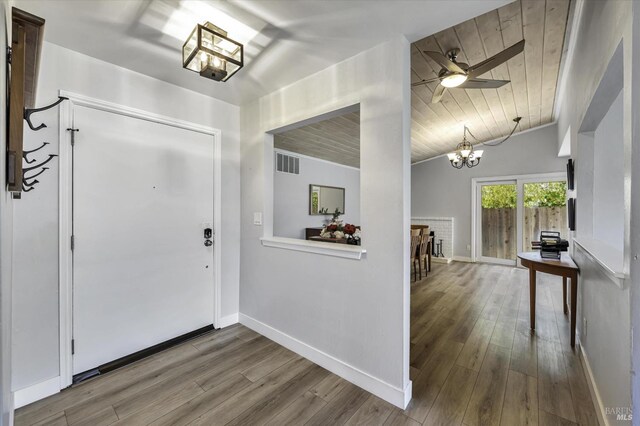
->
[418,232,430,279]
[410,229,421,282]
[420,226,432,273]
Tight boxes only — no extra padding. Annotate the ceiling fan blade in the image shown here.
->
[424,51,466,74]
[467,40,525,78]
[411,76,442,87]
[458,78,511,89]
[432,85,447,104]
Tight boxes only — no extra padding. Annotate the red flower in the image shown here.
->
[327,224,338,232]
[344,224,356,235]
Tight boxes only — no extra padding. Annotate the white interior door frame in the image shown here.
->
[58,91,223,389]
[471,172,566,264]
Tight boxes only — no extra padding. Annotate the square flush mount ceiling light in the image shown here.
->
[166,1,257,82]
[183,22,243,82]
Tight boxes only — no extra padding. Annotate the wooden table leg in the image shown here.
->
[562,276,568,315]
[570,273,577,347]
[529,267,536,330]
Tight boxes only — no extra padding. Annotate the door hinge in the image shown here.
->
[6,46,11,64]
[67,128,79,146]
[71,235,75,251]
[71,339,75,355]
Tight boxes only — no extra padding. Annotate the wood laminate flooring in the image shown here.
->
[16,262,598,425]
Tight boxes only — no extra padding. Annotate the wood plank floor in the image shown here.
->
[16,262,599,425]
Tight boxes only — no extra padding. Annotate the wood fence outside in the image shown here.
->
[481,206,567,260]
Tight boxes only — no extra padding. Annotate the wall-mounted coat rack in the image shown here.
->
[12,95,69,197]
[7,7,45,194]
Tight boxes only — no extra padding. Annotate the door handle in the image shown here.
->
[204,239,213,247]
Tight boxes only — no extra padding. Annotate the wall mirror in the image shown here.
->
[309,184,344,215]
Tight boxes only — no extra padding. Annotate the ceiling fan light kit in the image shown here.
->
[182,22,243,82]
[440,73,467,88]
[411,40,525,104]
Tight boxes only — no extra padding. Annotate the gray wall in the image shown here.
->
[240,36,412,403]
[1,3,14,424]
[274,152,360,240]
[556,1,634,422]
[593,90,624,250]
[11,42,241,392]
[411,123,565,259]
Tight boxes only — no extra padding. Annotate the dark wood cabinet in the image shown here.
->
[305,227,324,240]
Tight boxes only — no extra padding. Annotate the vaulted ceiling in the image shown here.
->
[410,0,571,163]
[274,112,360,168]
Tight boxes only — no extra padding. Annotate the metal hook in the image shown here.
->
[22,183,36,192]
[24,96,68,131]
[23,142,50,164]
[23,167,49,184]
[22,179,39,188]
[23,154,57,173]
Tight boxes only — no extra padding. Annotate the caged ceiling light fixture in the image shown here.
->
[182,22,243,82]
[447,117,522,169]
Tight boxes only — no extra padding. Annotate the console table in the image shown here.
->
[517,251,580,347]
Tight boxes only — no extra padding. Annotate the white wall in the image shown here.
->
[411,123,565,259]
[593,90,624,251]
[11,42,241,392]
[1,3,15,424]
[274,151,360,240]
[240,36,411,407]
[631,1,640,419]
[556,1,634,422]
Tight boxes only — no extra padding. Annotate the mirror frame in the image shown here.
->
[309,184,345,215]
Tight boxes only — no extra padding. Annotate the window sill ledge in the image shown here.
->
[260,237,366,260]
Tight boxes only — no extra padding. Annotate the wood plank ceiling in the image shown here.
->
[274,0,571,167]
[274,111,361,168]
[411,0,571,162]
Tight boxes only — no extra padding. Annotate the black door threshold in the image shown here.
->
[72,324,216,385]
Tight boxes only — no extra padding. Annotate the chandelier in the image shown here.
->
[182,22,243,82]
[447,126,483,169]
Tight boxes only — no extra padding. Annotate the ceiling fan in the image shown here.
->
[412,40,525,103]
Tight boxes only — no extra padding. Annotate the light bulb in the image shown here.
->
[441,73,468,88]
[212,57,222,68]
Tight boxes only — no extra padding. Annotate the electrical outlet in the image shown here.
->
[253,212,263,226]
[466,244,471,251]
[583,318,587,337]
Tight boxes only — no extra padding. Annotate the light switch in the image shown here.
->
[253,212,263,225]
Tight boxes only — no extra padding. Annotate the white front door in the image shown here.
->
[72,105,214,375]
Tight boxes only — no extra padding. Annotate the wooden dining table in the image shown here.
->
[518,251,579,347]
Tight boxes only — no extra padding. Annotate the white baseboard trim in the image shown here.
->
[218,313,239,329]
[432,257,452,264]
[579,344,609,426]
[239,313,411,409]
[452,256,473,263]
[14,376,60,409]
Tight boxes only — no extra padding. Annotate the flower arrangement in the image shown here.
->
[319,208,361,245]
